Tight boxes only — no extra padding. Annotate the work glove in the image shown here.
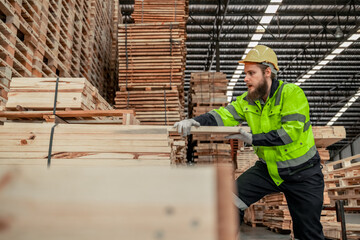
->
[173,119,200,136]
[225,128,253,145]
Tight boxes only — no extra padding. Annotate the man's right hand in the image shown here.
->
[173,119,200,136]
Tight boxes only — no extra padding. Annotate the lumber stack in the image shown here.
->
[0,165,237,240]
[188,72,229,164]
[244,200,265,227]
[322,222,360,240]
[115,23,186,124]
[133,0,188,27]
[0,122,173,165]
[0,0,118,108]
[324,154,360,210]
[262,193,292,233]
[5,78,113,111]
[234,146,258,178]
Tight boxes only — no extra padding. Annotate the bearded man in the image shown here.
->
[174,45,325,240]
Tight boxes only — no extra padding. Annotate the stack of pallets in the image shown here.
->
[0,0,118,107]
[324,154,360,209]
[115,1,189,163]
[188,72,230,164]
[116,22,186,125]
[262,193,292,233]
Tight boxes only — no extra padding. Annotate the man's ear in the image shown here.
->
[265,67,272,77]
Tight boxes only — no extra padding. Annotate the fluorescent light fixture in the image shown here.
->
[241,55,246,59]
[227,96,232,102]
[308,70,317,75]
[260,16,273,24]
[251,34,263,41]
[295,82,301,86]
[325,55,336,60]
[231,75,240,79]
[228,82,236,86]
[256,26,266,32]
[248,41,259,47]
[332,48,344,54]
[236,65,244,70]
[326,88,360,126]
[302,75,311,79]
[265,5,280,14]
[270,0,282,2]
[244,49,251,54]
[234,70,243,75]
[340,41,352,48]
[319,60,330,65]
[348,34,360,41]
[313,66,323,70]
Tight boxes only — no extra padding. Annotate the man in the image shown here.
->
[174,45,325,240]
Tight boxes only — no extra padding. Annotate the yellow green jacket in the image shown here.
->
[194,80,318,185]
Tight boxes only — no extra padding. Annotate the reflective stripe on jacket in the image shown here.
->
[210,80,316,186]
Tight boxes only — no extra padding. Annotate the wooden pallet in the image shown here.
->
[0,0,117,105]
[324,154,360,209]
[322,222,360,240]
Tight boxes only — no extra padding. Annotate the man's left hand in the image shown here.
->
[225,128,253,145]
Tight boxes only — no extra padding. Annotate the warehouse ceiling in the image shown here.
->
[119,0,360,151]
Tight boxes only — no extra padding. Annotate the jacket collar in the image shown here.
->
[269,79,279,99]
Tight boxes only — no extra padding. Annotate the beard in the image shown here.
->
[247,75,269,101]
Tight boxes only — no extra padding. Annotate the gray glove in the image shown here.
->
[173,119,200,136]
[225,128,253,145]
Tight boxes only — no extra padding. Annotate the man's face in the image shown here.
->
[244,63,269,101]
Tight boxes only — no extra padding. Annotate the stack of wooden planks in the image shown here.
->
[322,222,360,240]
[244,200,265,227]
[0,165,237,240]
[133,0,189,28]
[188,72,229,164]
[0,123,173,165]
[262,193,292,233]
[116,2,189,161]
[5,77,113,111]
[324,154,360,210]
[234,146,258,178]
[188,72,228,117]
[116,22,186,125]
[115,85,182,125]
[0,0,118,107]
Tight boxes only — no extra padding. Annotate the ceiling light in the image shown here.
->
[313,66,323,70]
[348,34,360,41]
[256,26,266,32]
[325,55,336,60]
[260,16,272,24]
[340,41,352,48]
[332,48,344,54]
[251,34,263,41]
[248,41,259,47]
[270,0,282,2]
[303,75,311,79]
[319,60,330,65]
[308,70,317,75]
[265,5,280,14]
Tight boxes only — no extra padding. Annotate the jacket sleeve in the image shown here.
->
[210,96,246,126]
[252,85,309,146]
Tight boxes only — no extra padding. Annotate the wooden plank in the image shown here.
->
[0,166,220,240]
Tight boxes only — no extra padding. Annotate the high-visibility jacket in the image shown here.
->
[198,80,317,186]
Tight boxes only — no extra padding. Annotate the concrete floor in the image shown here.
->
[238,213,360,240]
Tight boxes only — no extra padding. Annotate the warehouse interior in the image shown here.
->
[0,0,359,239]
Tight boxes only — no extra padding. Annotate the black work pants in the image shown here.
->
[235,161,325,240]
